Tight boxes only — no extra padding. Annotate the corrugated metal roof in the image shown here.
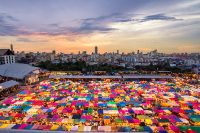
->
[0,80,19,90]
[0,63,39,79]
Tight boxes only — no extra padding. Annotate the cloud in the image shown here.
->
[140,14,183,22]
[18,13,132,36]
[0,11,188,38]
[42,14,123,35]
[0,14,68,36]
[69,22,116,34]
[0,13,18,22]
[0,13,29,36]
[68,13,136,34]
[81,13,132,23]
[16,37,48,43]
[48,23,60,27]
[0,24,18,36]
[71,13,182,34]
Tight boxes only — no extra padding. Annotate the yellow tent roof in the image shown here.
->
[50,125,59,130]
[0,124,9,129]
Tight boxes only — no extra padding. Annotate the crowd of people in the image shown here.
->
[0,77,199,132]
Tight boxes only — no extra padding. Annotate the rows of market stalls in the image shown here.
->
[0,77,199,132]
[0,80,19,101]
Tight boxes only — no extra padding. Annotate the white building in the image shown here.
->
[121,55,136,63]
[0,63,40,84]
[185,59,199,66]
[0,49,15,65]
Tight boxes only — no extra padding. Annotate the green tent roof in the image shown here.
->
[178,126,200,132]
[190,115,200,122]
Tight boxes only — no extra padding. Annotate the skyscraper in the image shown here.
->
[95,46,98,54]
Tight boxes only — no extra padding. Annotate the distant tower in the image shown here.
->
[10,44,14,52]
[95,46,98,54]
[137,50,140,54]
[117,50,119,54]
[52,50,56,55]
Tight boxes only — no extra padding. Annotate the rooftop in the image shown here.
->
[0,63,39,79]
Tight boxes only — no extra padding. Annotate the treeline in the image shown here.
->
[37,60,126,72]
[36,61,192,73]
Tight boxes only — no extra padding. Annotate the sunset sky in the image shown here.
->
[0,0,200,53]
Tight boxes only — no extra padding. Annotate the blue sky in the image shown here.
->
[0,0,199,53]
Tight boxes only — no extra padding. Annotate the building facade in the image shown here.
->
[0,49,15,65]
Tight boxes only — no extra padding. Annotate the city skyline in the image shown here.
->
[7,44,200,55]
[0,0,200,53]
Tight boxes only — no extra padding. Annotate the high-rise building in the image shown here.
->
[95,46,98,54]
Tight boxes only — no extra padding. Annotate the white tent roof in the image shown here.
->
[0,63,39,79]
[0,80,19,91]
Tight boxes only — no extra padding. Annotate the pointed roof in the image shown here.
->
[0,49,14,56]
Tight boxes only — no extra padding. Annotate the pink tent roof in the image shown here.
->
[19,124,28,129]
[133,119,140,123]
[27,117,34,122]
[81,115,93,120]
[56,118,63,122]
[31,125,40,130]
[170,125,180,132]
